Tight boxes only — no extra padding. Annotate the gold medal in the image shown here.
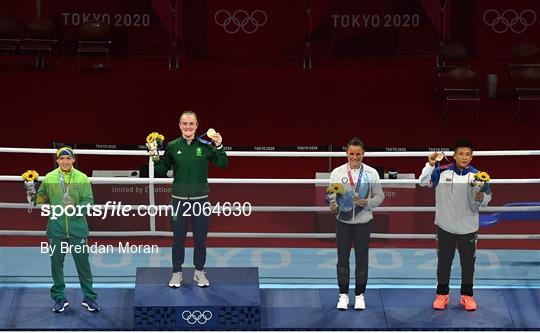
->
[207,128,216,138]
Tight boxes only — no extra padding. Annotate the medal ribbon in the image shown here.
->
[196,137,212,145]
[347,165,363,194]
[58,169,71,200]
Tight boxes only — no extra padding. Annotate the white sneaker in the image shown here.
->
[354,293,366,310]
[168,271,182,288]
[336,293,349,310]
[193,269,210,287]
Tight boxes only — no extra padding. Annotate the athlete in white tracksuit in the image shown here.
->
[329,138,384,310]
[418,140,491,309]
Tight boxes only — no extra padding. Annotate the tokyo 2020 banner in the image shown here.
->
[204,0,441,55]
[0,0,538,55]
[0,0,177,54]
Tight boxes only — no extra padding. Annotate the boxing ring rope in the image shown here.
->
[1,147,539,239]
[0,230,539,240]
[1,176,540,184]
[1,202,539,239]
[1,147,540,157]
[2,202,540,212]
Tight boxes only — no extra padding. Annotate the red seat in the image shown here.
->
[442,67,480,120]
[20,18,57,68]
[516,68,540,118]
[0,17,20,54]
[78,21,112,71]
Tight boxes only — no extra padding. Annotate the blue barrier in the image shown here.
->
[480,202,540,228]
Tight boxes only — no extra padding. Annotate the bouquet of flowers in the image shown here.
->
[146,132,165,161]
[471,171,490,193]
[22,170,39,212]
[326,182,344,212]
[326,183,345,196]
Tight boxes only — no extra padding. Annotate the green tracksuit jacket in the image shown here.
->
[154,137,228,198]
[36,167,94,238]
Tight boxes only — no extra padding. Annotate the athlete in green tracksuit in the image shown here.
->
[152,110,228,288]
[35,146,100,313]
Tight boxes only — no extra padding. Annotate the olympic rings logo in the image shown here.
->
[181,310,213,325]
[482,9,537,34]
[214,9,268,34]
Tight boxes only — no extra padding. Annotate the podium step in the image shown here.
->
[133,267,261,329]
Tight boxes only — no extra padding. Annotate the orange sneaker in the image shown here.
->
[433,295,449,310]
[460,295,477,311]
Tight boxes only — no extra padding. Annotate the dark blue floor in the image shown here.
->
[1,287,539,330]
[261,289,387,329]
[0,287,133,330]
[381,289,513,330]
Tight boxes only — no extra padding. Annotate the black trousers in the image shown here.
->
[436,226,477,296]
[336,220,372,295]
[170,197,210,272]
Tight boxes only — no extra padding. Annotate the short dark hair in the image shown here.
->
[454,139,473,152]
[346,137,365,151]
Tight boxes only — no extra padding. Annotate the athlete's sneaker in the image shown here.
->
[193,269,210,287]
[82,298,101,312]
[460,295,477,311]
[336,293,349,310]
[168,271,182,288]
[52,298,69,313]
[354,294,366,310]
[433,295,449,310]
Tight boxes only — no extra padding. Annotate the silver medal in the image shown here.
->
[63,192,71,205]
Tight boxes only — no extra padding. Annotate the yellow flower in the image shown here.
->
[22,170,39,182]
[475,171,490,182]
[146,133,155,143]
[146,132,164,143]
[327,183,345,195]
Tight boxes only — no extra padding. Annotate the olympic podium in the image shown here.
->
[133,267,261,330]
